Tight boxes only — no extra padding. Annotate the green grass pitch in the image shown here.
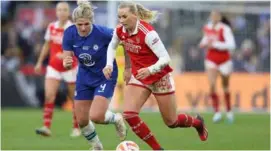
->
[1,108,270,150]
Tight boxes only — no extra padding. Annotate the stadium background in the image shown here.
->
[1,1,270,150]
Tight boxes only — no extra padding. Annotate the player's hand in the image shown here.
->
[103,65,113,80]
[136,68,151,80]
[34,62,42,74]
[63,56,73,70]
[207,40,214,49]
[56,52,65,59]
[199,43,206,49]
[124,68,132,85]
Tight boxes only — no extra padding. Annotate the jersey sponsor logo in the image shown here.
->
[73,45,79,48]
[79,53,95,66]
[122,41,141,54]
[152,37,159,45]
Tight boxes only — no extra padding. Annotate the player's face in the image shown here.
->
[118,7,137,31]
[75,18,91,37]
[210,11,221,24]
[56,2,70,22]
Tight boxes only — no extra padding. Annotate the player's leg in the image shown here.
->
[205,60,221,123]
[90,80,127,141]
[219,60,234,123]
[74,84,103,149]
[36,66,61,136]
[123,75,163,150]
[62,67,80,137]
[152,74,208,141]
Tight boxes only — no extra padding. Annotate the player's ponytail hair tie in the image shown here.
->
[72,0,97,22]
[118,2,160,24]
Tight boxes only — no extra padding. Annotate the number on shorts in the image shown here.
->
[100,84,107,92]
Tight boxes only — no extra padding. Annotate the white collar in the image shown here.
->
[122,19,140,35]
[54,20,72,29]
[207,21,222,30]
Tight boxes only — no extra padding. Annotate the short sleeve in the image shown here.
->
[62,27,73,51]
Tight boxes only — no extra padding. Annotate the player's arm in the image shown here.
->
[199,34,208,49]
[212,26,236,51]
[62,28,74,70]
[106,29,120,67]
[34,24,51,73]
[36,41,50,65]
[145,31,171,74]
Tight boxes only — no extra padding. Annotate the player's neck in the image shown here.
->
[127,25,136,35]
[59,20,68,28]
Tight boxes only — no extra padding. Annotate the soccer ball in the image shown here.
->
[116,140,140,151]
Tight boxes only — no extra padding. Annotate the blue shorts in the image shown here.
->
[74,80,117,101]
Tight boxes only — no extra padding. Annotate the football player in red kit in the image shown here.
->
[199,10,236,123]
[103,2,208,150]
[34,2,80,137]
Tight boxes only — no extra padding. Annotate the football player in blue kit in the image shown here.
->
[62,1,127,150]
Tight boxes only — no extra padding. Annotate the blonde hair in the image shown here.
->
[72,0,95,22]
[118,2,159,23]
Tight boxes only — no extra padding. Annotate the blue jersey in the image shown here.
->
[63,24,118,87]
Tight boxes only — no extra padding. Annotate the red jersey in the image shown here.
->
[45,20,77,72]
[201,22,235,65]
[115,20,172,84]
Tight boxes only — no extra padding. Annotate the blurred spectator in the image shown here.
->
[257,19,270,72]
[1,18,21,72]
[184,46,204,72]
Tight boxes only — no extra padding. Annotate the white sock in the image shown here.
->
[104,110,119,124]
[81,121,101,145]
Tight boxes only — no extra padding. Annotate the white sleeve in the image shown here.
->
[145,30,171,74]
[44,25,50,41]
[212,26,236,51]
[106,29,120,67]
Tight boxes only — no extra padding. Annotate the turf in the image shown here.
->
[1,108,270,150]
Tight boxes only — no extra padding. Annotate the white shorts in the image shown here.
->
[128,73,175,95]
[204,59,233,76]
[45,66,77,83]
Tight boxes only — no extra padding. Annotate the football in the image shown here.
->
[116,140,140,151]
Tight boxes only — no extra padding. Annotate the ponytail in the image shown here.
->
[221,16,232,29]
[118,2,159,23]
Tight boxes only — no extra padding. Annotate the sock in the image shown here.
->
[104,110,117,124]
[72,102,79,129]
[43,102,55,129]
[81,121,101,146]
[123,111,162,150]
[224,92,231,112]
[210,93,219,112]
[168,114,201,128]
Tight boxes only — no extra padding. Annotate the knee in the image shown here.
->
[89,114,105,124]
[210,84,216,93]
[45,93,56,102]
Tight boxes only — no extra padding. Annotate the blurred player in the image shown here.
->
[62,1,127,150]
[104,2,208,150]
[34,2,80,137]
[199,10,236,123]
